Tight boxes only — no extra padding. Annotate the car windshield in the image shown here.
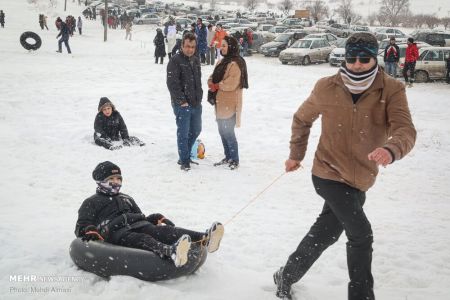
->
[274,34,291,42]
[335,39,346,48]
[291,40,312,48]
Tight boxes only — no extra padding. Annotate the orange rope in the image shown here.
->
[224,172,286,226]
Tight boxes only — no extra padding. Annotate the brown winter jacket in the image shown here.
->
[289,67,416,191]
[209,62,243,127]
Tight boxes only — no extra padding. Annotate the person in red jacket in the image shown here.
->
[403,37,419,87]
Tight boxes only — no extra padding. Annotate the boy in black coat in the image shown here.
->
[94,97,144,150]
[75,161,224,267]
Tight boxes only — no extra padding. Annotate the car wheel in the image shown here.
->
[302,56,311,66]
[415,70,429,83]
[138,21,143,25]
[281,61,288,65]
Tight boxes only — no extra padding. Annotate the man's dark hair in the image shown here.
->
[182,32,197,46]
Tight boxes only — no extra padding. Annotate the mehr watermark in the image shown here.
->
[8,274,90,294]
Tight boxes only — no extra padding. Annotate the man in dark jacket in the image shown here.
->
[166,32,203,171]
[384,36,400,77]
[56,21,71,54]
[94,97,144,150]
[75,161,224,267]
[195,18,208,64]
[0,10,6,28]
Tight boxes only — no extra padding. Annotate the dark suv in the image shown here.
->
[413,31,450,47]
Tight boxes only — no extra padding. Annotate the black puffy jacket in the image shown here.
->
[75,191,148,242]
[166,52,203,106]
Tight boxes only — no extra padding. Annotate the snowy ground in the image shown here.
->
[1,1,450,299]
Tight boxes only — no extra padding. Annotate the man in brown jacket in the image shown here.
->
[274,33,416,300]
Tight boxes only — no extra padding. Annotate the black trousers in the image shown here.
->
[118,223,204,257]
[282,175,374,300]
[403,61,416,83]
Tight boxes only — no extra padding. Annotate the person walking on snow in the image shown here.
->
[274,32,416,300]
[165,20,177,59]
[56,21,71,54]
[75,161,224,268]
[206,24,216,65]
[154,28,166,64]
[125,21,132,40]
[77,16,82,35]
[384,37,399,77]
[403,37,419,87]
[0,10,5,28]
[166,32,203,171]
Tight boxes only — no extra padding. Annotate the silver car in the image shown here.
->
[414,47,450,82]
[279,38,334,65]
[133,13,161,25]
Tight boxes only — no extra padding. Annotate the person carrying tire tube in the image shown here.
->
[56,21,71,54]
[75,161,225,267]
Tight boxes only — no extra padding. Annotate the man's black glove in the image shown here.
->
[81,225,103,242]
[146,213,175,226]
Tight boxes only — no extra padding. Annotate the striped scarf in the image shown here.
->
[339,63,378,94]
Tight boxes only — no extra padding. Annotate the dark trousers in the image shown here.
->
[206,46,215,65]
[282,175,374,300]
[58,37,71,53]
[217,114,239,163]
[118,224,204,257]
[155,56,164,64]
[172,104,202,164]
[403,61,416,83]
[446,68,450,83]
[78,27,82,35]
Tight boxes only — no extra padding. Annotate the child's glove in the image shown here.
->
[81,225,103,242]
[147,213,175,226]
[123,139,131,146]
[109,145,122,150]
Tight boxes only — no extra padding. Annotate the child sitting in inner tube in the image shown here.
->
[75,161,224,267]
[94,97,145,150]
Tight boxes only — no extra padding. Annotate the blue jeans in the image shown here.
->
[172,104,202,163]
[385,61,397,77]
[58,37,71,53]
[217,114,239,163]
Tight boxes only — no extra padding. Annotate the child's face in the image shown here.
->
[107,175,122,185]
[102,106,112,117]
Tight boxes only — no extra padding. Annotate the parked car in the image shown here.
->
[133,13,161,25]
[377,41,431,76]
[412,31,450,47]
[259,33,293,56]
[304,32,341,46]
[279,38,334,65]
[374,28,407,41]
[278,18,304,28]
[351,25,370,32]
[236,18,258,30]
[267,25,289,34]
[329,38,347,66]
[325,23,353,37]
[257,24,274,32]
[414,47,450,82]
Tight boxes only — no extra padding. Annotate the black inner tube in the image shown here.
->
[20,31,42,51]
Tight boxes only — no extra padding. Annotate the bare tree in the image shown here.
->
[441,17,450,30]
[246,0,259,12]
[335,0,353,24]
[423,14,439,29]
[367,12,378,26]
[378,0,410,26]
[306,0,329,21]
[413,14,427,28]
[278,0,294,16]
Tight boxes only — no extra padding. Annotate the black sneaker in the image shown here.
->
[274,267,292,299]
[213,158,229,166]
[180,162,191,171]
[178,159,198,165]
[229,160,239,170]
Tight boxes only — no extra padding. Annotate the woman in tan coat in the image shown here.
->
[208,36,248,169]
